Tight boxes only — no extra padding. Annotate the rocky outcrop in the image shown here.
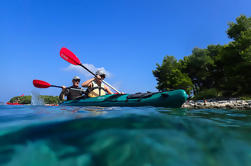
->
[182,99,251,110]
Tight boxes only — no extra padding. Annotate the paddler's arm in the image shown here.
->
[59,86,67,101]
[59,92,64,101]
[104,85,114,94]
[81,78,95,87]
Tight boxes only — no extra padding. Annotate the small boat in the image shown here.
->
[6,102,24,105]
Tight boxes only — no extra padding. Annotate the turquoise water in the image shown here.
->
[0,105,251,166]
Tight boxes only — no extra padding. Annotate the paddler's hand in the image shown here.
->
[62,86,66,92]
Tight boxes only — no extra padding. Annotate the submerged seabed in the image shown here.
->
[0,105,251,166]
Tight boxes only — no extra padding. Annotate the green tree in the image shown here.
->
[153,56,193,94]
[217,15,251,96]
[179,47,214,95]
[227,15,251,41]
[206,45,224,93]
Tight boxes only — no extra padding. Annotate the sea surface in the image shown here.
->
[0,105,251,166]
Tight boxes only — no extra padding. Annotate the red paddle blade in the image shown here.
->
[60,47,81,65]
[33,80,51,88]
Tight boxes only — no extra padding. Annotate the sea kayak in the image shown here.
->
[60,89,187,108]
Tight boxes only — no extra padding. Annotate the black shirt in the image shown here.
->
[62,86,84,100]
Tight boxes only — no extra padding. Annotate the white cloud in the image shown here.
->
[64,64,111,78]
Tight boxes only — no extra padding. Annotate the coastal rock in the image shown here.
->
[182,100,251,110]
[218,101,227,104]
[244,105,250,109]
[225,104,234,109]
[197,103,203,106]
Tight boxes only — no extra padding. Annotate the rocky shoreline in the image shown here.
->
[182,99,251,110]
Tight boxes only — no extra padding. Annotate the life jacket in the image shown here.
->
[87,81,106,97]
[65,86,84,100]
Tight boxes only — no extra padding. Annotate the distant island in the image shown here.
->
[8,95,60,105]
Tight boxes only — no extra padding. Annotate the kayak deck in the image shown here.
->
[60,89,188,108]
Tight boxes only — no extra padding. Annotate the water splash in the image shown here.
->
[31,90,44,105]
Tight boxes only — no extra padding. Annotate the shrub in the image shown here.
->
[193,88,218,100]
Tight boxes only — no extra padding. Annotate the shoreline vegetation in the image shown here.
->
[153,15,251,103]
[8,95,59,105]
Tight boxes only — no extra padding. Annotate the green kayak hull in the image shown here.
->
[60,89,188,108]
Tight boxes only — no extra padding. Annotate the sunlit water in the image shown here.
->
[0,105,251,166]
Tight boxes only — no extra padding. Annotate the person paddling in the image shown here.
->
[59,76,84,101]
[82,70,113,97]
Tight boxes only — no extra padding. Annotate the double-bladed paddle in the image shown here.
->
[33,80,84,92]
[60,47,121,93]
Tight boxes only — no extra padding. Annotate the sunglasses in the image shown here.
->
[73,79,80,82]
[100,75,106,78]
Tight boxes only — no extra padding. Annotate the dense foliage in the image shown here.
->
[10,96,31,104]
[152,56,193,94]
[9,95,59,104]
[153,15,251,98]
[40,95,60,104]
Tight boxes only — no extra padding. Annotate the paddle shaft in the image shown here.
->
[50,85,62,88]
[79,64,121,93]
[50,85,84,92]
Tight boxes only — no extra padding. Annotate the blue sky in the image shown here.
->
[1,0,250,102]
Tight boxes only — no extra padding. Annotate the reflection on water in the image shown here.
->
[0,106,251,166]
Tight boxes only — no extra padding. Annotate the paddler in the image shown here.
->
[81,70,113,97]
[59,76,85,101]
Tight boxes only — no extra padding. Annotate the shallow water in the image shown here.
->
[0,105,251,166]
